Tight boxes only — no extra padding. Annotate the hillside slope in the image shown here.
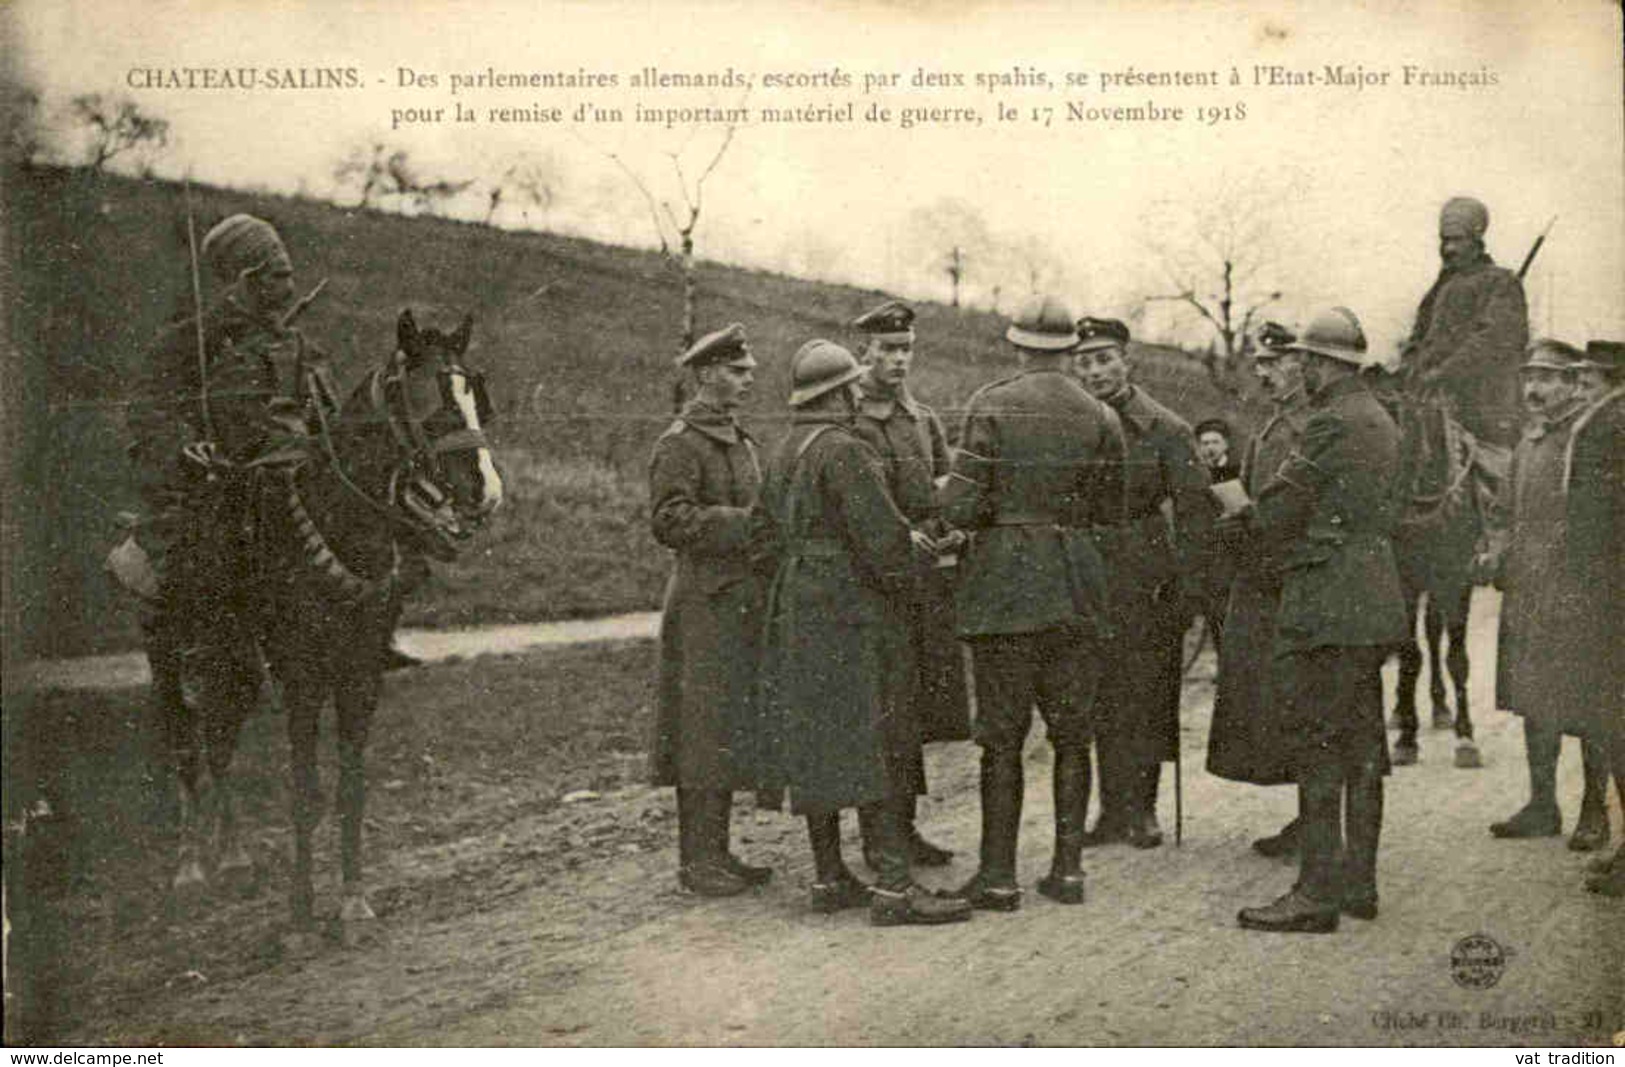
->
[3,165,1242,657]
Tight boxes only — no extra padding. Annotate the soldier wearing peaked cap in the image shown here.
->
[847,299,968,872]
[1222,306,1408,933]
[1072,315,1213,851]
[1400,196,1529,449]
[757,339,972,926]
[649,322,777,897]
[941,295,1127,911]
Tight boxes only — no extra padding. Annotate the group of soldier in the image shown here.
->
[648,193,1625,932]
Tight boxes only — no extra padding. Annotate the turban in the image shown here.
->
[201,214,291,283]
[1438,197,1489,240]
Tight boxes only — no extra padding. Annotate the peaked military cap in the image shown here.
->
[1582,339,1625,375]
[1075,316,1131,353]
[1006,295,1079,351]
[677,322,756,369]
[1255,320,1297,355]
[852,300,916,342]
[1521,337,1585,373]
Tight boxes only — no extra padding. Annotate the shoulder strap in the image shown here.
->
[783,424,840,540]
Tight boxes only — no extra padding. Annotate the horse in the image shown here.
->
[145,308,503,940]
[1379,384,1496,770]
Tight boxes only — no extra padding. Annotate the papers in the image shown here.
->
[1209,479,1252,516]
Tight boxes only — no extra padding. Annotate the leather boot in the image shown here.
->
[1568,742,1611,853]
[807,812,870,912]
[677,787,748,897]
[1081,739,1131,847]
[955,747,1024,911]
[1342,760,1384,919]
[864,803,972,926]
[712,790,772,885]
[1037,746,1089,904]
[1129,763,1164,849]
[1491,720,1561,838]
[1252,816,1302,858]
[1239,764,1341,933]
[903,796,954,867]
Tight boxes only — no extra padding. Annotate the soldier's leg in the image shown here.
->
[1569,739,1611,852]
[956,634,1032,910]
[1584,736,1624,894]
[1083,665,1132,847]
[1035,627,1098,905]
[677,788,747,897]
[713,790,772,884]
[807,810,869,913]
[864,800,972,927]
[1490,719,1563,837]
[1341,648,1388,919]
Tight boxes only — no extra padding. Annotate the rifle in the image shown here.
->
[1517,216,1556,282]
[281,277,329,329]
[183,176,213,441]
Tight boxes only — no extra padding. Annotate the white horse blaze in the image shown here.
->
[448,373,504,513]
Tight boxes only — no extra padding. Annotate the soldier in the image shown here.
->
[1224,307,1408,932]
[848,299,965,871]
[1486,339,1611,852]
[1399,196,1530,449]
[943,296,1126,910]
[1205,322,1314,858]
[758,340,972,926]
[1564,340,1625,894]
[1072,316,1212,849]
[1193,418,1241,482]
[649,323,775,897]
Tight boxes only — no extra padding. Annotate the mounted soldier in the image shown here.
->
[848,298,966,872]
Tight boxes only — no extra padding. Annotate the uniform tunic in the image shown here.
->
[1562,388,1625,746]
[852,377,971,744]
[1250,375,1407,772]
[649,401,770,790]
[759,414,925,815]
[1494,402,1591,733]
[1095,385,1212,765]
[1401,253,1529,448]
[943,367,1125,751]
[1206,389,1311,784]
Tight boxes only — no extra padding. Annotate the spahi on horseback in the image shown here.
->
[115,209,502,940]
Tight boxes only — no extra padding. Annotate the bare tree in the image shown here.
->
[333,143,404,208]
[69,94,169,173]
[905,198,995,308]
[587,113,744,351]
[1138,178,1291,391]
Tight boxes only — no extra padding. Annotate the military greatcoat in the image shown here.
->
[1095,385,1212,765]
[1206,389,1311,785]
[852,377,971,743]
[649,400,771,790]
[1494,401,1590,733]
[759,414,927,815]
[1248,374,1407,771]
[1562,388,1625,746]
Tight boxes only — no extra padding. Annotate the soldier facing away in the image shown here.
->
[848,299,967,871]
[1222,307,1408,933]
[943,295,1126,910]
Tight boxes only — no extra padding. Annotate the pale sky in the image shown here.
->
[8,0,1623,356]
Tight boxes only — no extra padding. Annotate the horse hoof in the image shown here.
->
[1431,711,1454,731]
[1453,742,1483,769]
[1393,743,1419,767]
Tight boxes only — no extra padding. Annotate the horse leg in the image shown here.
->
[1424,596,1452,730]
[283,676,325,929]
[334,668,381,945]
[204,642,263,891]
[147,618,207,893]
[1445,589,1482,768]
[1392,588,1422,765]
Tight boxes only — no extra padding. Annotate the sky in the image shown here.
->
[7,0,1623,358]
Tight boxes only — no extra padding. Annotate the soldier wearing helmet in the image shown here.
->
[1222,306,1408,933]
[758,339,973,927]
[1399,196,1530,448]
[941,295,1126,911]
[649,323,776,897]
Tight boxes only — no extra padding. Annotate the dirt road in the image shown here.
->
[26,593,1625,1046]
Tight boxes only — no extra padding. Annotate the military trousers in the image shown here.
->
[967,624,1100,755]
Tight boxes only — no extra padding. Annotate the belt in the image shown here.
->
[787,537,845,558]
[991,513,1072,527]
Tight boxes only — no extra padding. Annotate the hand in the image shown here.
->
[934,529,968,556]
[909,528,940,557]
[1214,503,1254,543]
[180,439,222,473]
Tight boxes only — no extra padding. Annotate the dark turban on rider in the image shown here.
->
[1438,197,1489,240]
[201,214,292,284]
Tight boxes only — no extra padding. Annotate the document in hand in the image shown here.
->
[1209,479,1252,516]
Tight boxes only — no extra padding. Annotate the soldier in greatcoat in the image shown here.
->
[1206,322,1313,857]
[649,323,774,897]
[758,340,972,926]
[1072,316,1212,849]
[1565,340,1625,894]
[1399,196,1529,450]
[1223,307,1409,933]
[943,296,1126,910]
[848,299,966,871]
[1485,339,1611,852]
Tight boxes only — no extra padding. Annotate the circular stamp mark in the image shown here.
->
[1450,933,1513,990]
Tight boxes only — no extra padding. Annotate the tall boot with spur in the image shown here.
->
[955,747,1025,911]
[1037,745,1090,904]
[1341,759,1384,919]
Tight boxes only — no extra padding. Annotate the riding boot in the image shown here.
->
[956,747,1024,910]
[1342,759,1384,919]
[712,790,772,884]
[1037,746,1090,904]
[865,802,972,926]
[904,795,955,867]
[807,812,869,912]
[677,787,747,897]
[1490,720,1562,837]
[1129,763,1164,849]
[1082,737,1131,847]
